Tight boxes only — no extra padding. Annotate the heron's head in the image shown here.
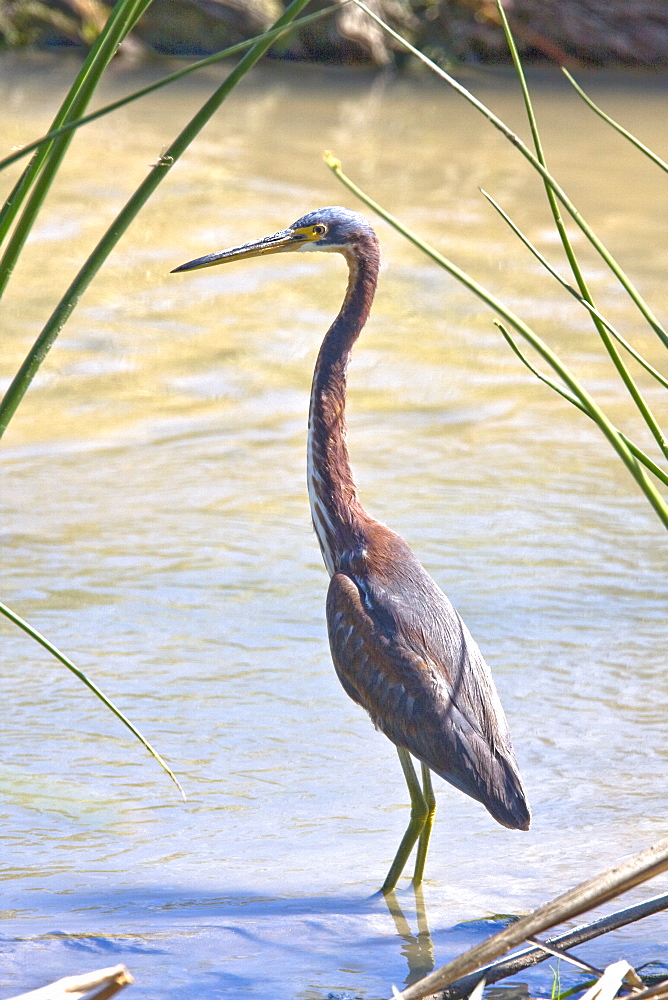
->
[171,206,376,273]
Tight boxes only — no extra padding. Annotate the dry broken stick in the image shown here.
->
[438,892,668,999]
[5,964,133,1000]
[390,836,668,1000]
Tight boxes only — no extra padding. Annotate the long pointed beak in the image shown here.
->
[171,228,305,273]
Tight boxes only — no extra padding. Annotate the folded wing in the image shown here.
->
[326,565,530,831]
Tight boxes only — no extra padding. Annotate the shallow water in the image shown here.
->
[1,54,667,998]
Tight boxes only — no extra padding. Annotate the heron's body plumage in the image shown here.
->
[302,210,529,837]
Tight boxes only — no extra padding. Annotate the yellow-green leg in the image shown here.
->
[381,748,429,895]
[412,763,436,887]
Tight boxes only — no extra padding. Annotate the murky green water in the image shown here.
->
[1,54,667,998]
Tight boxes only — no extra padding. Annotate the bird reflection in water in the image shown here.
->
[173,207,529,893]
[384,884,435,987]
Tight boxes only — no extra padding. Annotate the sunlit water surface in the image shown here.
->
[1,54,667,999]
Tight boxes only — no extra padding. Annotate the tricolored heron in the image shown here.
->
[173,206,530,892]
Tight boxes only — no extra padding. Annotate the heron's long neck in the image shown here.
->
[307,237,380,576]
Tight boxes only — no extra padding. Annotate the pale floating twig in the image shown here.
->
[5,964,133,1000]
[579,962,640,1000]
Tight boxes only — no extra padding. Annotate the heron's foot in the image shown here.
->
[381,799,429,894]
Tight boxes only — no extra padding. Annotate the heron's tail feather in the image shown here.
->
[479,751,531,830]
[429,731,531,831]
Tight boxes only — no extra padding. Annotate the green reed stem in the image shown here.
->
[562,70,668,175]
[480,190,668,392]
[0,600,185,798]
[0,4,340,177]
[325,153,668,530]
[349,0,668,349]
[0,0,153,293]
[496,0,577,285]
[496,0,667,461]
[0,0,314,440]
[496,322,668,489]
[496,1,593,310]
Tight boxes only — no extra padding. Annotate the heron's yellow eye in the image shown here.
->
[312,224,327,237]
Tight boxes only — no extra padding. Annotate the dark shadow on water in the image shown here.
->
[1,883,522,999]
[3,886,666,1000]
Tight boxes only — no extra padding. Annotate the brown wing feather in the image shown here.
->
[326,570,530,831]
